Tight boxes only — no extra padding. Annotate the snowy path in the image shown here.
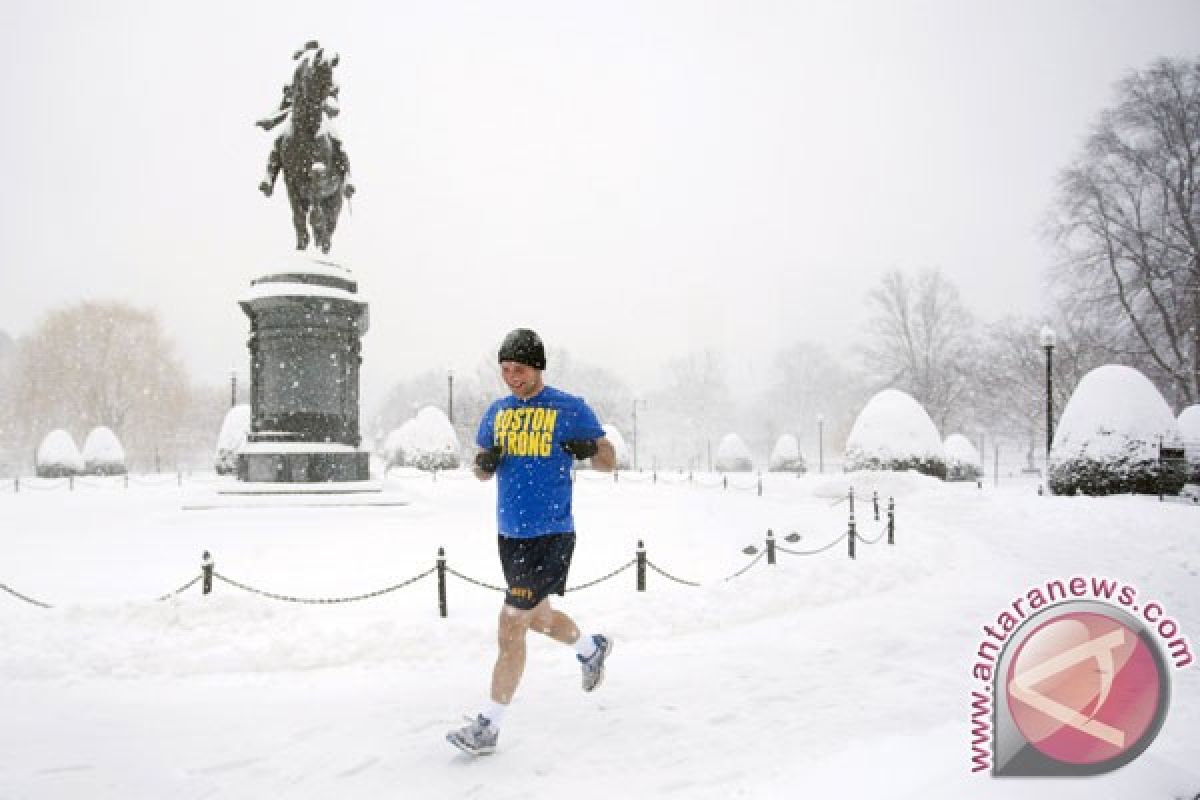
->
[1,472,1197,798]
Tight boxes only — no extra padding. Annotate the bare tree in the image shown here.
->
[761,340,866,466]
[6,302,191,471]
[1050,56,1200,405]
[860,268,977,432]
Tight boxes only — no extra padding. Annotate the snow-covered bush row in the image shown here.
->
[943,434,981,482]
[214,405,252,475]
[844,389,946,479]
[1048,365,1186,496]
[768,434,806,473]
[385,406,459,471]
[715,433,753,472]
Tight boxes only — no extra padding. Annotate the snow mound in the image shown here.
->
[715,433,753,472]
[768,434,806,473]
[82,426,127,475]
[943,434,981,482]
[602,424,631,469]
[36,430,84,477]
[844,389,945,478]
[1049,365,1184,496]
[214,405,251,475]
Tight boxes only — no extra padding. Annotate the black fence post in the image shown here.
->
[13,477,18,494]
[177,470,183,488]
[848,486,855,517]
[69,475,75,491]
[124,474,129,489]
[437,547,447,618]
[758,474,763,497]
[202,551,214,595]
[848,506,857,560]
[766,529,776,565]
[636,540,646,592]
[873,490,879,521]
[653,470,657,485]
[723,475,728,490]
[614,469,619,484]
[888,497,895,545]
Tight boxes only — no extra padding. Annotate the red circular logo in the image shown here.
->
[1005,611,1163,765]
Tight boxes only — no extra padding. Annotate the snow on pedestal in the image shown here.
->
[601,424,631,470]
[942,434,981,482]
[1049,365,1185,496]
[715,433,753,473]
[844,389,945,479]
[388,407,459,471]
[214,405,252,475]
[768,433,806,473]
[82,427,127,475]
[36,429,85,478]
[1179,405,1200,483]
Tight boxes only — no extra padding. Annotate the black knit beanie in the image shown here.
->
[497,328,546,370]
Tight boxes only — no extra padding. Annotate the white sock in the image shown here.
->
[575,633,599,661]
[481,700,507,728]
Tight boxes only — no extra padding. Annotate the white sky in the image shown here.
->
[1,0,1198,409]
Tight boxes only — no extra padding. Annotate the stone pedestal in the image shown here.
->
[236,256,370,482]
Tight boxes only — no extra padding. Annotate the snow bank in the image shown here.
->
[844,389,945,478]
[36,429,84,477]
[715,433,753,472]
[942,434,981,482]
[1049,365,1184,495]
[214,405,251,475]
[768,433,806,473]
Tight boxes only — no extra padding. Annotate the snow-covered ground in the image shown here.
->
[0,470,1197,799]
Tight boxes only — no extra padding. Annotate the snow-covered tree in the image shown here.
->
[860,269,977,433]
[36,429,84,478]
[82,426,126,475]
[715,433,753,472]
[385,407,459,471]
[1049,57,1200,406]
[1180,405,1200,483]
[768,433,806,473]
[1048,365,1186,496]
[214,405,251,475]
[383,420,418,469]
[844,389,946,478]
[943,434,981,482]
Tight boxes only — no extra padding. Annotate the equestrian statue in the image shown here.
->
[257,41,356,253]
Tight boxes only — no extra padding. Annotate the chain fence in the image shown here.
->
[1,489,898,615]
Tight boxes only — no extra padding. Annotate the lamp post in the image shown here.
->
[447,367,455,426]
[1039,326,1056,466]
[817,414,825,474]
[230,368,237,408]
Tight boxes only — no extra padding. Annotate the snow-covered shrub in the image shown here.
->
[1179,405,1200,484]
[943,434,981,482]
[82,426,126,475]
[844,389,946,479]
[768,434,806,473]
[36,429,84,478]
[715,433,753,472]
[405,406,460,471]
[1048,365,1185,496]
[384,420,417,469]
[214,405,251,475]
[602,424,632,470]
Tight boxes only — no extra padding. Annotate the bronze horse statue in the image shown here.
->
[259,43,355,253]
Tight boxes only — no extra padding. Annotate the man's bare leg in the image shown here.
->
[491,599,581,704]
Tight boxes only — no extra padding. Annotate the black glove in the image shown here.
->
[475,445,503,473]
[561,439,599,460]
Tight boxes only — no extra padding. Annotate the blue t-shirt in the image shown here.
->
[476,385,605,538]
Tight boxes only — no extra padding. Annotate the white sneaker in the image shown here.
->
[578,634,614,692]
[446,714,498,755]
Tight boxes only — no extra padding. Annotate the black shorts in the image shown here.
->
[497,533,576,610]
